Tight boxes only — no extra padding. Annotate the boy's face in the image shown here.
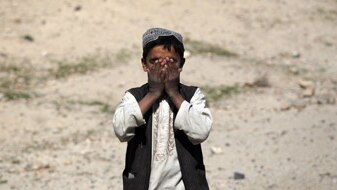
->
[141,45,184,72]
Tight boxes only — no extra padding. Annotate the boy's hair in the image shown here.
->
[142,36,185,61]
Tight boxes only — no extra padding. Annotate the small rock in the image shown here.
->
[254,75,270,87]
[298,79,315,98]
[41,51,49,57]
[74,5,82,11]
[268,184,277,189]
[210,146,222,154]
[280,102,291,111]
[298,79,314,89]
[11,158,21,164]
[244,75,270,88]
[64,160,73,165]
[22,34,34,42]
[13,18,22,24]
[302,87,315,98]
[292,51,301,58]
[24,163,51,172]
[0,52,7,58]
[234,172,245,180]
[24,164,33,171]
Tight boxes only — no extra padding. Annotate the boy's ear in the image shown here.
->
[141,58,148,72]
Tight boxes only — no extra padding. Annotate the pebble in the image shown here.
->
[22,35,34,42]
[298,79,315,98]
[41,51,49,57]
[74,5,82,11]
[298,79,314,89]
[0,52,7,58]
[234,172,245,180]
[210,146,223,154]
[292,51,301,58]
[244,75,270,88]
[302,87,315,98]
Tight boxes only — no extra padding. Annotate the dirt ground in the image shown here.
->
[1,0,337,190]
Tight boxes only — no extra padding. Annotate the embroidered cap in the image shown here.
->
[142,27,183,48]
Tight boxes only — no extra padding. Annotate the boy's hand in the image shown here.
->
[147,60,165,98]
[164,58,182,97]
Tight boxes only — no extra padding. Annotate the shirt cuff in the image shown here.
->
[129,99,146,126]
[174,100,190,130]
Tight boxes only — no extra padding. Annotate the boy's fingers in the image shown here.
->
[168,63,177,74]
[168,58,174,64]
[160,71,165,78]
[158,64,165,80]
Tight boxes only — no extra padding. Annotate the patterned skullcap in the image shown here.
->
[142,27,183,48]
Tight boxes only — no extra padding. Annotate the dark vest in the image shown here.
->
[122,83,209,190]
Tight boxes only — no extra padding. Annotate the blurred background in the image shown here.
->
[0,0,336,189]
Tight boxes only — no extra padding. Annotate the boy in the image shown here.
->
[112,27,213,190]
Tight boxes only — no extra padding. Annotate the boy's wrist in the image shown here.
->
[166,89,179,98]
[167,91,184,109]
[148,91,162,99]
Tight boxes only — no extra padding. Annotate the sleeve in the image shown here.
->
[112,91,146,142]
[174,88,213,145]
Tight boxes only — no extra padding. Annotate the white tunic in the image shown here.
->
[112,88,212,190]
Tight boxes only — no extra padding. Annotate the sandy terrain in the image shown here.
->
[1,0,337,189]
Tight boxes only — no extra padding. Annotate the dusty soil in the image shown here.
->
[1,0,337,189]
